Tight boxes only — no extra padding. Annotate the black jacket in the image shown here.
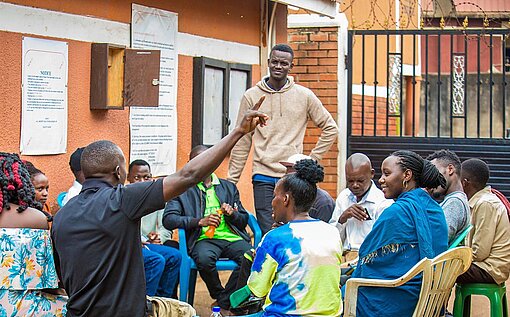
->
[163,178,249,252]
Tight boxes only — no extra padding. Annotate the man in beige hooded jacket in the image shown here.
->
[228,44,338,235]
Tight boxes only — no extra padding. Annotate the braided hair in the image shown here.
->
[280,159,324,213]
[0,153,41,212]
[392,150,446,190]
[24,160,44,180]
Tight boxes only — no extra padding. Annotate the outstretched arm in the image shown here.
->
[162,96,267,201]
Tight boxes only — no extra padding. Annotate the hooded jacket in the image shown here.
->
[228,76,338,182]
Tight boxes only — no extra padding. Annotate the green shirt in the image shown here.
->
[197,174,242,242]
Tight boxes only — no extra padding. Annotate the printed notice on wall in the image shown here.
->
[130,4,178,176]
[20,37,68,155]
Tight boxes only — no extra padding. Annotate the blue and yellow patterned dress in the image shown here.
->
[0,228,67,316]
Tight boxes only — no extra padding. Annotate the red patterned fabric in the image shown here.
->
[491,188,510,221]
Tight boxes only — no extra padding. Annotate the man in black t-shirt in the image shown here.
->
[51,98,268,317]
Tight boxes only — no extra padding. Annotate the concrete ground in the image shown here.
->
[189,272,509,317]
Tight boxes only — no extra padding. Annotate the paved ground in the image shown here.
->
[190,272,509,316]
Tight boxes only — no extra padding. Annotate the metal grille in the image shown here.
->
[347,29,510,139]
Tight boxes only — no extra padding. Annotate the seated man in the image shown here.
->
[426,150,470,245]
[163,145,252,311]
[280,154,334,222]
[458,158,510,285]
[62,147,85,205]
[329,153,393,260]
[51,102,268,316]
[128,159,181,298]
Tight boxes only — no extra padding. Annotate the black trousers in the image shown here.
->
[456,263,496,284]
[253,181,276,236]
[190,239,251,309]
[236,249,255,290]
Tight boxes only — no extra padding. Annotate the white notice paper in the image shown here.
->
[21,37,68,155]
[130,4,178,176]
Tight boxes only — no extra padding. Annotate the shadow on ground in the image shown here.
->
[189,272,509,317]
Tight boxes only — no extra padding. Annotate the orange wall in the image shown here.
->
[5,0,260,46]
[0,31,130,212]
[0,0,274,212]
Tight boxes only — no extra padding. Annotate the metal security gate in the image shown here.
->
[346,29,510,198]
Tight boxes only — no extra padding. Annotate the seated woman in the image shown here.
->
[351,150,448,317]
[0,153,67,316]
[24,161,52,214]
[247,159,343,317]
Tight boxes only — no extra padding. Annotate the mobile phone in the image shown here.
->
[364,208,372,220]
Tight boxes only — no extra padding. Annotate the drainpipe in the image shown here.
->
[337,12,349,192]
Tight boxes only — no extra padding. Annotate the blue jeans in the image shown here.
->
[143,243,182,297]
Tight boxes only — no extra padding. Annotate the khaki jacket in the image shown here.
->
[468,186,510,284]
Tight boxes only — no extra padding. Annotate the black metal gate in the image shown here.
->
[347,29,510,198]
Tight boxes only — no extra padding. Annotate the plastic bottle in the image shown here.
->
[205,209,223,238]
[210,306,222,317]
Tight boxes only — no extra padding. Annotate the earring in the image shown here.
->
[402,180,408,189]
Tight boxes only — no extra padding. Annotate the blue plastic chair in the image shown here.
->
[56,192,67,207]
[178,213,262,304]
[448,224,473,249]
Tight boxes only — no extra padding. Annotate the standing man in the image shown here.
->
[330,153,393,260]
[127,159,181,299]
[458,159,510,285]
[62,147,85,205]
[164,145,252,312]
[51,103,268,317]
[426,150,470,245]
[228,44,338,235]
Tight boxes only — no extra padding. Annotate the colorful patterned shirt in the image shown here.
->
[248,219,343,317]
[0,228,67,316]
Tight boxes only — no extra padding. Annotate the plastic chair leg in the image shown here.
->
[179,261,191,302]
[490,293,504,317]
[463,295,472,317]
[503,293,509,317]
[453,287,466,317]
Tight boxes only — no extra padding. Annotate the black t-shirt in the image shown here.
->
[310,187,335,222]
[52,178,165,317]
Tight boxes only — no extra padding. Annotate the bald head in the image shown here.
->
[346,153,372,170]
[345,153,374,201]
[81,140,126,184]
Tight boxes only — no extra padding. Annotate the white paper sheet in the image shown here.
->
[20,37,68,155]
[130,4,178,176]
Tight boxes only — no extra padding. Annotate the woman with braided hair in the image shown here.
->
[246,159,343,317]
[350,150,448,317]
[0,153,67,316]
[24,160,52,215]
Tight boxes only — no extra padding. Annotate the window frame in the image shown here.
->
[192,57,252,147]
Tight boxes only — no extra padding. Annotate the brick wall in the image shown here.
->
[351,95,399,136]
[288,27,339,198]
